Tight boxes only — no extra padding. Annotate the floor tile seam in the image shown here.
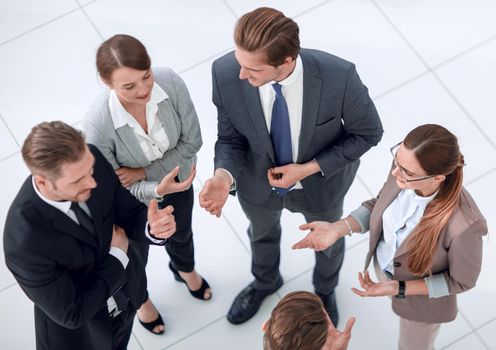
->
[194,172,251,255]
[160,314,226,349]
[0,151,20,163]
[0,7,82,46]
[368,33,496,102]
[292,0,337,20]
[470,317,496,350]
[370,0,496,150]
[458,310,492,350]
[0,113,21,149]
[439,328,480,350]
[0,281,17,294]
[75,0,105,40]
[130,331,144,350]
[356,175,375,198]
[431,73,496,149]
[220,0,238,19]
[280,236,367,287]
[177,47,234,75]
[430,34,496,72]
[465,166,496,187]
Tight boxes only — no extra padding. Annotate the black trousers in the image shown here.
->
[238,189,345,295]
[134,185,195,302]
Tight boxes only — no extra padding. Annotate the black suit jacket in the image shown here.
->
[213,49,383,208]
[3,145,159,350]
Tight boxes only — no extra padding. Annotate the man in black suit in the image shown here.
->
[3,121,185,350]
[199,7,383,326]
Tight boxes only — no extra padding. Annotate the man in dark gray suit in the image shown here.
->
[199,7,383,325]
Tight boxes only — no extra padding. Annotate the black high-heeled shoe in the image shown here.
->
[138,313,165,335]
[169,262,212,300]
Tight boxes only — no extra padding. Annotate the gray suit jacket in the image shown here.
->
[212,49,383,208]
[83,67,202,203]
[361,170,487,323]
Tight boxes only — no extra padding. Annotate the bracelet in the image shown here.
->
[343,217,353,236]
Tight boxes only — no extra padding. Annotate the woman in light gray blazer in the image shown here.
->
[83,34,210,335]
[293,124,487,349]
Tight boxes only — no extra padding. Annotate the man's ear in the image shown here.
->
[262,319,269,332]
[34,174,49,191]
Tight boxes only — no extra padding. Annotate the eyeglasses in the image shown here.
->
[390,142,437,183]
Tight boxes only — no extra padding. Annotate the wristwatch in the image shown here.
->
[396,280,406,299]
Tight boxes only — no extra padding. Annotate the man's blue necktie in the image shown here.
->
[270,83,294,196]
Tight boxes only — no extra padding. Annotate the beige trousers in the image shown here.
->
[373,258,441,350]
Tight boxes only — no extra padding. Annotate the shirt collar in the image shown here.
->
[108,82,168,130]
[403,188,437,208]
[32,177,72,214]
[262,55,303,88]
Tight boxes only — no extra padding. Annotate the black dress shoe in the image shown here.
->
[227,280,283,325]
[316,291,339,326]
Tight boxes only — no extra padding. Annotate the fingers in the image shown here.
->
[198,182,211,208]
[351,287,367,297]
[159,205,174,215]
[292,237,312,250]
[148,199,159,218]
[299,222,315,231]
[169,165,180,178]
[358,272,367,289]
[343,317,356,334]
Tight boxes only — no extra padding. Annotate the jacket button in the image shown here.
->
[394,262,401,267]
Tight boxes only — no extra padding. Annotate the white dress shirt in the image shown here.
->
[259,55,304,189]
[109,82,170,162]
[377,188,437,275]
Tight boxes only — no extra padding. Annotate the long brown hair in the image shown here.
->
[234,7,300,67]
[96,34,151,83]
[404,124,465,276]
[264,291,328,350]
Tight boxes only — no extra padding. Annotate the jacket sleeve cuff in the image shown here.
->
[425,273,450,298]
[349,206,371,233]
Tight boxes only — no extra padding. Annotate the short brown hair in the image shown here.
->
[96,34,151,83]
[264,291,328,350]
[22,121,86,180]
[234,7,300,67]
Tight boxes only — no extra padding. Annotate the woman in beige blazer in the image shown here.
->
[293,124,487,349]
[83,35,210,335]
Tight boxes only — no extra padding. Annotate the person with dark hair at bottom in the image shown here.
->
[263,291,355,350]
[3,121,186,350]
[199,7,383,326]
[84,34,210,335]
[294,124,487,350]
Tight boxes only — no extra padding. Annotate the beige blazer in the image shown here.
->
[362,170,487,323]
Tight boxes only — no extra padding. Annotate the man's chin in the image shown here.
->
[77,191,92,202]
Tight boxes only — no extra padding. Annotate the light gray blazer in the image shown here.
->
[83,67,202,204]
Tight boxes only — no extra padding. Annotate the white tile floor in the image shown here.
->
[0,1,494,349]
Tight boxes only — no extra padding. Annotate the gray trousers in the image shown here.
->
[238,189,345,294]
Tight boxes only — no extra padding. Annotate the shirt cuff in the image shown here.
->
[109,247,129,269]
[217,168,236,191]
[424,273,450,298]
[145,221,167,244]
[349,206,371,233]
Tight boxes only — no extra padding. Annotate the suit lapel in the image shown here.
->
[31,194,98,248]
[115,126,150,166]
[242,82,275,162]
[297,53,322,163]
[369,175,402,256]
